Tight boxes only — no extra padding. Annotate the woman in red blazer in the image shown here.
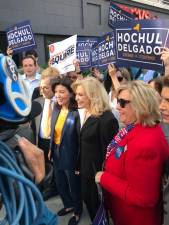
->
[96,80,169,225]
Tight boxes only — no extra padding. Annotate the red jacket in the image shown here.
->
[100,124,169,225]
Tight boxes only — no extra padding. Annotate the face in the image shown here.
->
[22,58,37,77]
[116,89,137,125]
[54,84,71,108]
[159,87,169,124]
[40,77,54,99]
[116,71,126,84]
[75,85,90,109]
[67,71,77,81]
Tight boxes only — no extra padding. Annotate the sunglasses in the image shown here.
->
[117,98,131,108]
[117,76,124,82]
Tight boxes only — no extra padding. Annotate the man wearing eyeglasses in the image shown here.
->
[31,67,60,200]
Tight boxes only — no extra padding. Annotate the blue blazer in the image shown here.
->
[50,105,79,170]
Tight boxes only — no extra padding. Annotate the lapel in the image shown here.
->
[59,111,72,146]
[77,113,81,137]
[51,105,60,141]
[34,97,44,144]
[37,97,45,131]
[80,116,98,133]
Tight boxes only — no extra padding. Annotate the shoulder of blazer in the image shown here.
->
[100,110,114,121]
[35,96,45,105]
[69,109,79,119]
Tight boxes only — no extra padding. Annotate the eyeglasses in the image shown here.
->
[117,76,124,82]
[117,98,131,108]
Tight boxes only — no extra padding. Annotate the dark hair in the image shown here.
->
[22,55,37,66]
[25,50,38,58]
[52,76,77,110]
[148,77,163,95]
[104,71,114,93]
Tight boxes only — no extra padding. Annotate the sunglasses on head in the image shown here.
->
[117,76,124,82]
[117,98,131,108]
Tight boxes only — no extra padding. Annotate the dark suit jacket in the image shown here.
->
[77,110,119,179]
[31,97,45,145]
[50,105,79,170]
[32,86,41,101]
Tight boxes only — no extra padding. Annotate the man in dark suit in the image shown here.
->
[32,67,60,158]
[31,66,60,200]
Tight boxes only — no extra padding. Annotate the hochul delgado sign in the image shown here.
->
[115,19,169,71]
[6,20,36,53]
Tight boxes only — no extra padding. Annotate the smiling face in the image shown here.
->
[116,89,137,125]
[75,85,90,110]
[54,84,71,108]
[160,86,169,124]
[22,58,37,78]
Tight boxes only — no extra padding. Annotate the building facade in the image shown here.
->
[0,0,169,66]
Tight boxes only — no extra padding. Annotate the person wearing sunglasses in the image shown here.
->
[95,80,169,225]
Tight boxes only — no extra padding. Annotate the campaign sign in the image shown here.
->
[115,19,169,71]
[6,20,36,54]
[49,35,77,74]
[108,1,135,28]
[96,32,116,70]
[77,37,98,71]
[91,42,99,69]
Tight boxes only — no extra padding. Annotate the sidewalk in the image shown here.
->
[46,196,91,225]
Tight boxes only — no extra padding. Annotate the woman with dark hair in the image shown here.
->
[50,77,82,225]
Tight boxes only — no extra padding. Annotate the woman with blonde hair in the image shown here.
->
[95,80,169,225]
[72,77,119,222]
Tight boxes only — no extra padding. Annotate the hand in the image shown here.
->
[108,63,116,79]
[95,171,104,183]
[161,47,169,67]
[6,46,13,57]
[18,137,45,184]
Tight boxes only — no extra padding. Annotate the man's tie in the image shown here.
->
[43,100,52,139]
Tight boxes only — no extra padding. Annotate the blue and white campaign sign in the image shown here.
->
[77,37,98,71]
[49,35,77,74]
[115,19,169,71]
[98,32,116,69]
[108,1,135,28]
[91,42,99,69]
[6,20,36,54]
[91,32,116,70]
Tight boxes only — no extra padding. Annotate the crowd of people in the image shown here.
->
[1,45,169,225]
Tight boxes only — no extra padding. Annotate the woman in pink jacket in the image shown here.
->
[96,80,169,225]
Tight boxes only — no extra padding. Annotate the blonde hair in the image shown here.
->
[116,80,161,127]
[41,66,60,80]
[72,77,111,117]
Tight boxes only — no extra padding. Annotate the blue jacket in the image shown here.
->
[50,106,79,170]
